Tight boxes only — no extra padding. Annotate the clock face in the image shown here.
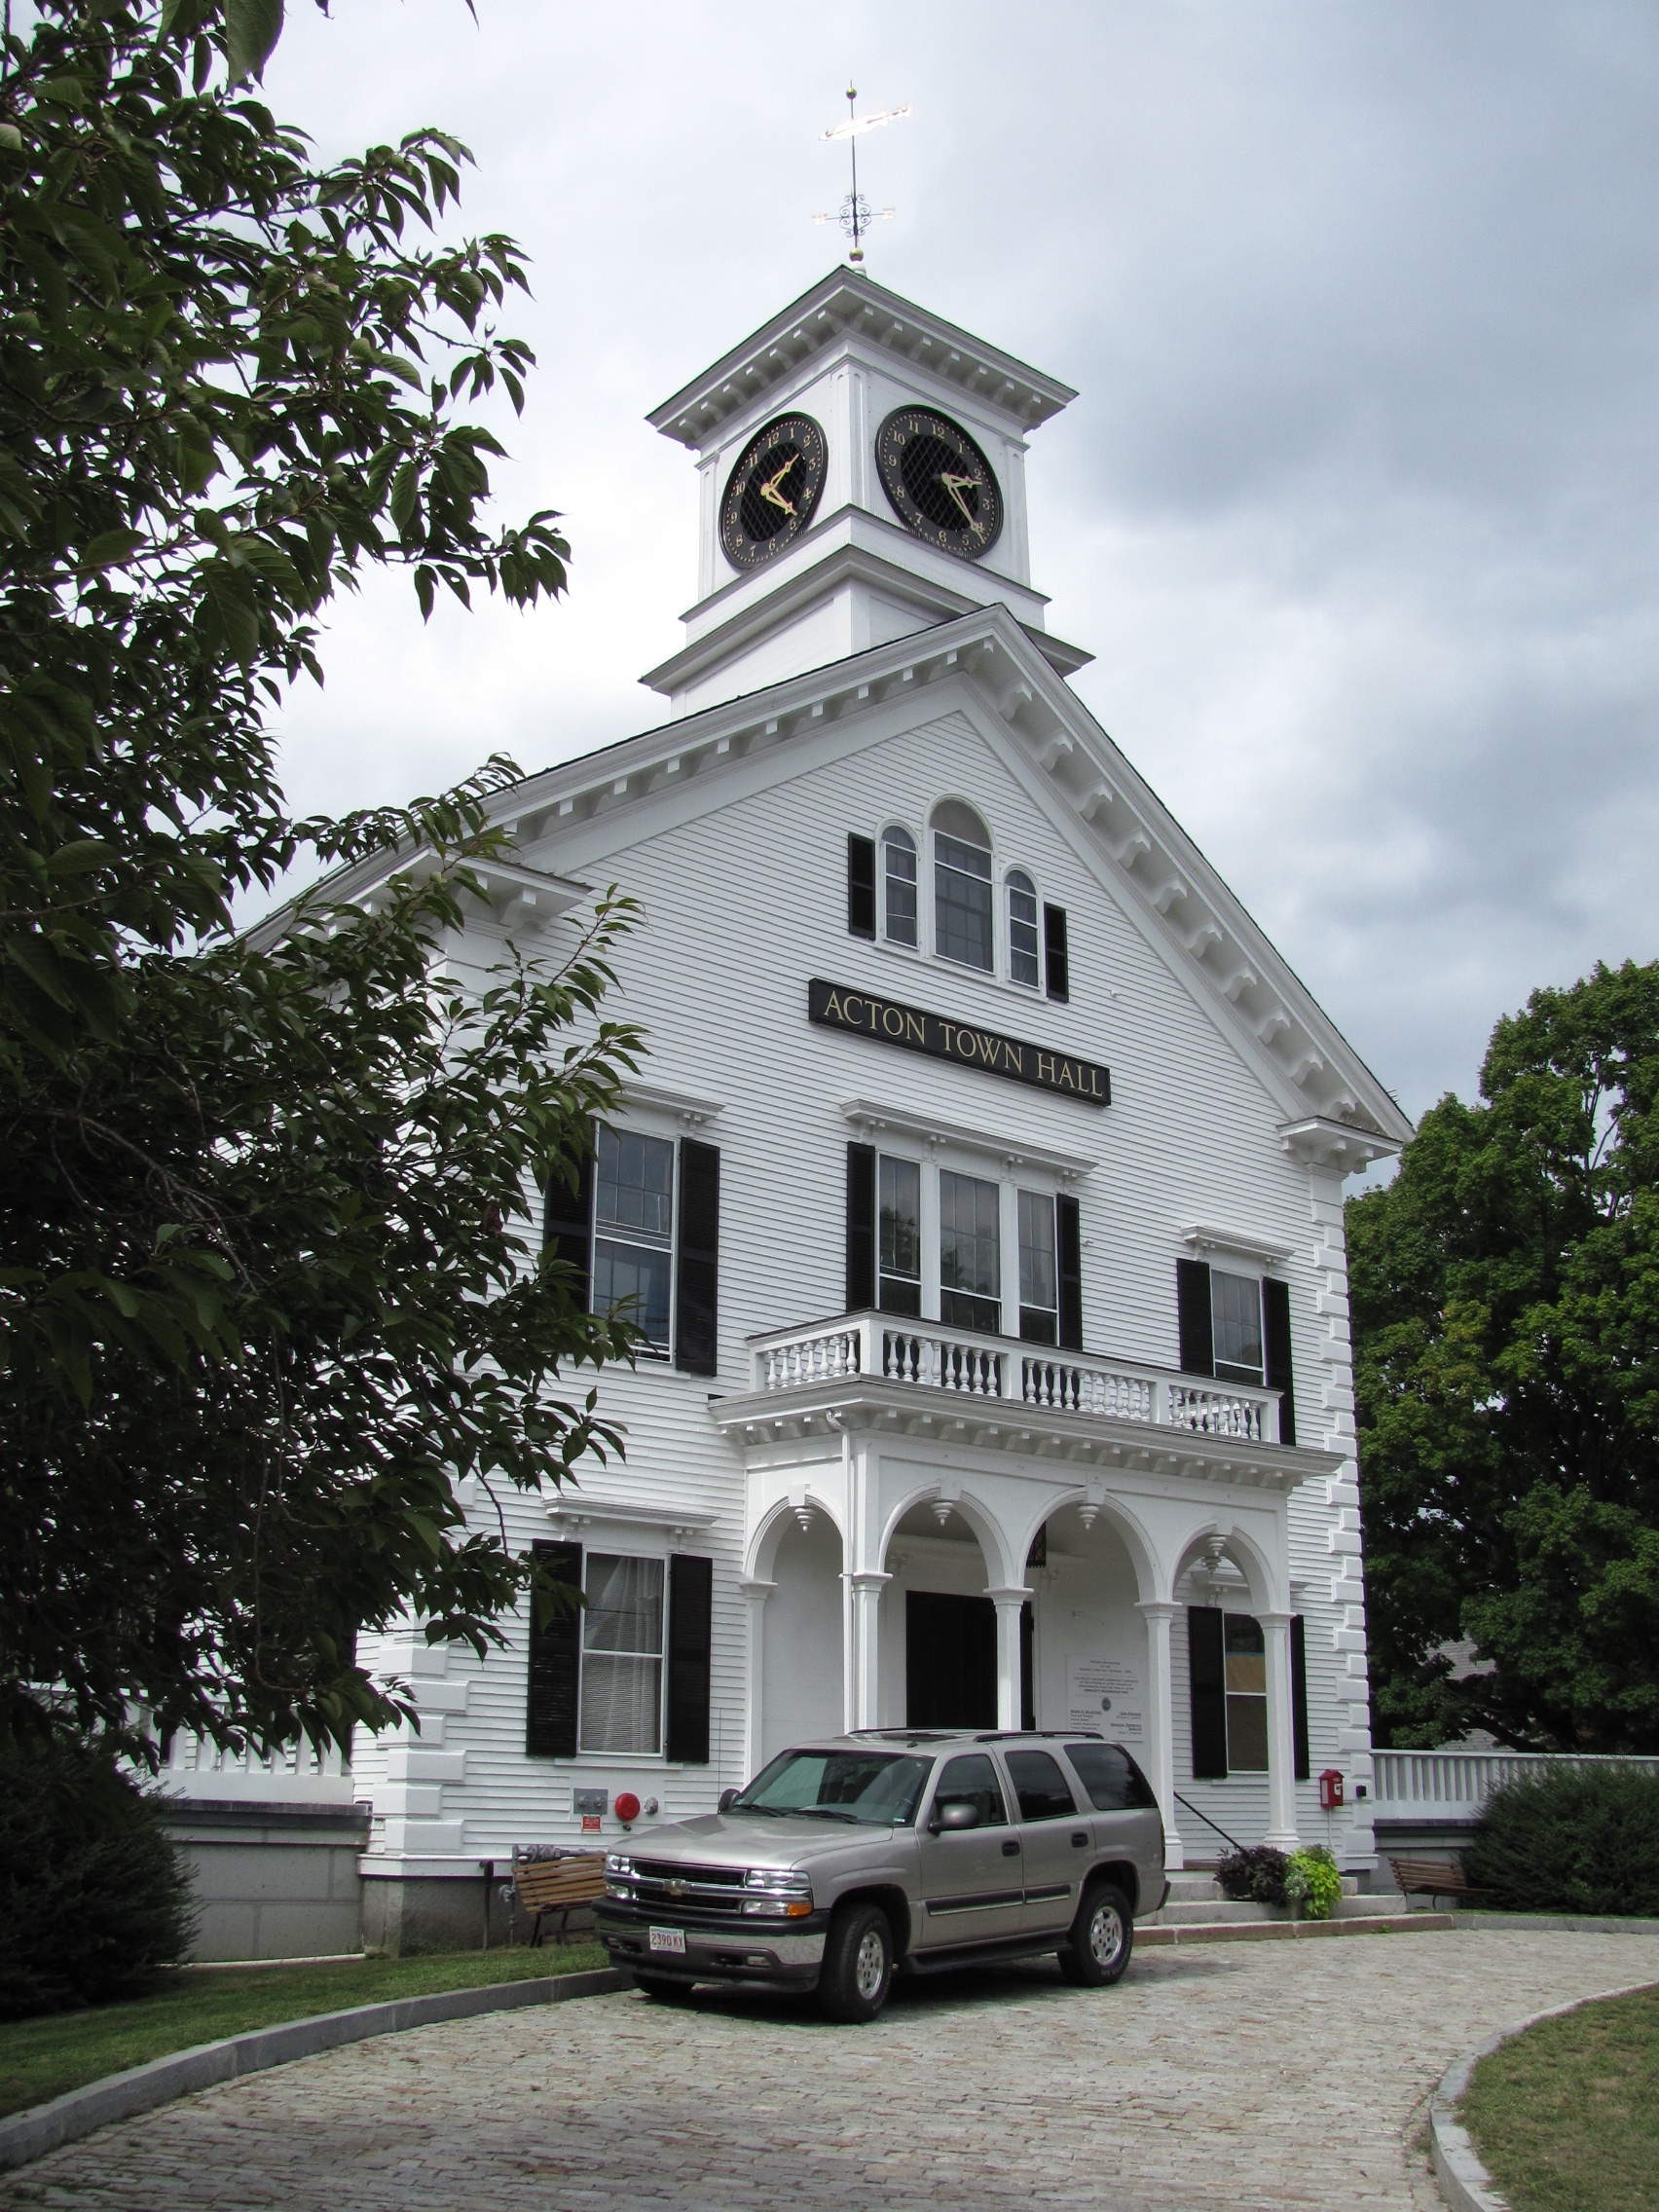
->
[875,406,1004,560]
[719,413,829,570]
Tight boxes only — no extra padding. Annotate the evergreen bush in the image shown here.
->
[0,1731,197,2019]
[1216,1846,1290,1905]
[1462,1764,1659,1916]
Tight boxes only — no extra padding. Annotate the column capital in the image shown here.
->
[1136,1600,1180,1621]
[984,1585,1034,1607]
[846,1569,891,1593]
[1256,1609,1295,1631]
[738,1577,776,1603]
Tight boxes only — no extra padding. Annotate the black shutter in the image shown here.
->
[666,1553,713,1764]
[1291,1613,1310,1781]
[1056,1193,1084,1350]
[1020,1600,1036,1731]
[543,1134,595,1312]
[1188,1605,1228,1778]
[1043,903,1069,1002]
[847,833,876,939]
[526,1539,582,1757]
[1263,1276,1296,1446]
[674,1139,719,1377]
[845,1142,876,1311]
[1176,1258,1214,1376]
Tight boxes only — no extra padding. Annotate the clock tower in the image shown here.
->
[643,269,1089,717]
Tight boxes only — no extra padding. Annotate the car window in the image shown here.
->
[1004,1749,1077,1821]
[734,1750,932,1825]
[1063,1741,1159,1812]
[930,1753,1008,1827]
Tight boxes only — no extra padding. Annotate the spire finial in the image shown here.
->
[814,90,910,265]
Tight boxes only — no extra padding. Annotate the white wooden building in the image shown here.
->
[345,271,1413,1950]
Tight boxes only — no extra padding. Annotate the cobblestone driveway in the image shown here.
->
[8,1928,1659,2212]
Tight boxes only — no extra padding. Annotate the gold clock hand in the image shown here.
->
[938,469,983,527]
[758,462,797,517]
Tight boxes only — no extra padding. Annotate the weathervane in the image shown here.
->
[814,86,909,263]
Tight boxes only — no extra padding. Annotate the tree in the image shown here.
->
[1348,960,1659,1752]
[0,1,643,1764]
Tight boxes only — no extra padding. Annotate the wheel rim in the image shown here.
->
[1088,1899,1124,1968]
[854,1926,887,2000]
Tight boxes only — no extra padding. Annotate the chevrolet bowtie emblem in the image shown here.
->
[665,1879,687,1898]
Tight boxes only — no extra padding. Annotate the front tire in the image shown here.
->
[1058,1881,1133,1987]
[818,1902,894,2024]
[634,1972,697,2005]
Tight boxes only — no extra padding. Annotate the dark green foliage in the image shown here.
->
[0,3,645,1766]
[1216,1846,1289,1905]
[1349,962,1659,1751]
[1463,1765,1659,1917]
[0,1732,196,2019]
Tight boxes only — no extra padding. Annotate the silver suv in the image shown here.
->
[596,1729,1166,2023]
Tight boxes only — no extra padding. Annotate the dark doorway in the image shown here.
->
[906,1591,997,1727]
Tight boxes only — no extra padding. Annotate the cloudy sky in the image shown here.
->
[261,0,1659,1127]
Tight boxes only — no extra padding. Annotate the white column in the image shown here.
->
[738,1578,773,1784]
[1137,1601,1185,1872]
[986,1587,1032,1729]
[847,1572,890,1728]
[1260,1609,1301,1851]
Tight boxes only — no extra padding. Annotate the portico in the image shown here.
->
[717,1308,1339,1869]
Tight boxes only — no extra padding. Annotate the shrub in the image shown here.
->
[1216,1846,1289,1905]
[0,1730,197,2019]
[1462,1764,1659,1917]
[1285,1845,1344,1920]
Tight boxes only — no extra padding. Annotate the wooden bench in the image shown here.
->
[1387,1855,1488,1907]
[513,1853,608,1947]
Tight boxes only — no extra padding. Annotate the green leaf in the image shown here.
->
[226,0,285,84]
[78,528,145,573]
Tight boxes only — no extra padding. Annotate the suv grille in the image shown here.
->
[629,1860,748,1916]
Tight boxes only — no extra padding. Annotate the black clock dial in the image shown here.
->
[719,413,829,570]
[875,406,1004,560]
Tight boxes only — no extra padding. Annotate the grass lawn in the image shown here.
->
[0,1942,608,2121]
[1460,1982,1659,2212]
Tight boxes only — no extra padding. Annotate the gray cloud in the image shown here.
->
[261,0,1659,1124]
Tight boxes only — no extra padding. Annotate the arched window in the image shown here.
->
[931,800,993,972]
[1007,868,1039,986]
[882,825,917,946]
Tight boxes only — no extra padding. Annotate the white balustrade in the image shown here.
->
[152,1727,356,1805]
[749,1313,1279,1441]
[1370,1747,1659,1820]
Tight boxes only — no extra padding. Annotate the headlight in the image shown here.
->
[742,1867,813,1918]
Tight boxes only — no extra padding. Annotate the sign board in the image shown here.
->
[1068,1654,1143,1741]
[809,979,1110,1106]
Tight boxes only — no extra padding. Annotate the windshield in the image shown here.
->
[733,1749,933,1826]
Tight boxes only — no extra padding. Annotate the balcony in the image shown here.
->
[715,1311,1318,1493]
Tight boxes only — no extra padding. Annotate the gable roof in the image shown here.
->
[481,605,1413,1164]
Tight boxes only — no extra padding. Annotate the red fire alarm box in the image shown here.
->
[1318,1768,1345,1810]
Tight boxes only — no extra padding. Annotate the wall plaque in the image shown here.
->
[808,978,1110,1106]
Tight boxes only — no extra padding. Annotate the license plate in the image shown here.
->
[648,1926,687,1955]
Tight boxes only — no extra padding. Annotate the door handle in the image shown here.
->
[1002,1839,1021,1858]
[1071,1831,1088,1848]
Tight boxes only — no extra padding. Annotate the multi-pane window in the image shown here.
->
[1211,1270,1264,1384]
[935,832,994,971]
[878,1155,922,1316]
[1007,869,1040,987]
[939,1169,1001,1333]
[1017,1190,1058,1344]
[1223,1612,1269,1771]
[592,1126,675,1352]
[882,826,918,946]
[580,1553,664,1753]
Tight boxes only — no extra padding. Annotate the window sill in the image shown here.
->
[863,935,1070,1015]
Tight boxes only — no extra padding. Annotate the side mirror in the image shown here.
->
[931,1799,981,1834]
[718,1788,739,1813]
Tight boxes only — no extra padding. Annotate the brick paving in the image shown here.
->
[7,1927,1659,2211]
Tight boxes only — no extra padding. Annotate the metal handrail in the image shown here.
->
[1173,1790,1245,1855]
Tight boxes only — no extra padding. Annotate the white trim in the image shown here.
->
[617,1082,723,1128]
[1180,1223,1294,1269]
[544,1498,717,1540]
[841,1097,1095,1181]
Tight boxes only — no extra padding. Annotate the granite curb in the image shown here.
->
[1428,1975,1659,2212]
[1136,1911,1453,1947]
[0,1966,630,2177]
[1444,1910,1659,1936]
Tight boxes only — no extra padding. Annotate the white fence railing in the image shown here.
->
[153,1728,357,1806]
[1371,1748,1659,1822]
[750,1311,1280,1443]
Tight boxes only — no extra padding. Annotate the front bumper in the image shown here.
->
[596,1900,829,1986]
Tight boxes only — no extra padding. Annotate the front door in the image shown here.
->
[1003,1747,1088,1935]
[906,1591,996,1727]
[913,1752,1024,1950]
